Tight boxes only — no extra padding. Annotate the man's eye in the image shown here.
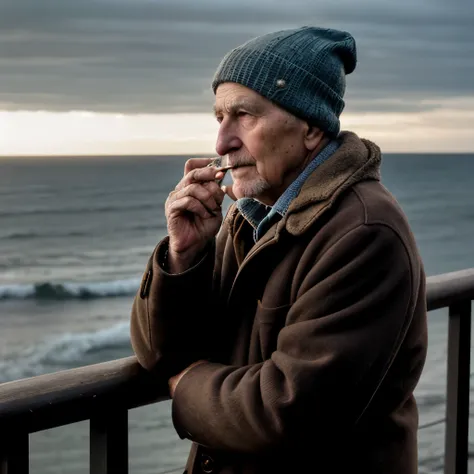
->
[237,111,248,117]
[216,116,223,123]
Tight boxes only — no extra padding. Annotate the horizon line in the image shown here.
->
[1,151,474,158]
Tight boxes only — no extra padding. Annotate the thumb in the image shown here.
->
[222,184,237,201]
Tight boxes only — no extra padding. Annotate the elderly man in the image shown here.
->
[131,26,428,474]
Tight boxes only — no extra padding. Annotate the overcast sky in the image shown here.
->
[0,0,472,115]
[0,0,473,154]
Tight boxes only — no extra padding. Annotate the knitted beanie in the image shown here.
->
[212,26,357,137]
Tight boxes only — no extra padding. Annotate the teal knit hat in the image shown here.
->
[212,26,357,137]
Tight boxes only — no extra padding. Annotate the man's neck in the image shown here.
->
[257,135,331,206]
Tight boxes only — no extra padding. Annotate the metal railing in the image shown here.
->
[1,268,474,474]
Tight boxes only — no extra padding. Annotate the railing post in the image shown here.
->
[90,409,128,474]
[444,300,471,474]
[0,431,29,474]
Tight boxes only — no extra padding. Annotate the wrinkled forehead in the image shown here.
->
[213,82,270,116]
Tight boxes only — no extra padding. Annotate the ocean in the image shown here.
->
[0,153,473,473]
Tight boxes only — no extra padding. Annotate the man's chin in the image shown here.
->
[233,181,270,201]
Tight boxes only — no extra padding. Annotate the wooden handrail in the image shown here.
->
[426,268,474,311]
[0,356,168,434]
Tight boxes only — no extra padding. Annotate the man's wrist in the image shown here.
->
[165,244,210,274]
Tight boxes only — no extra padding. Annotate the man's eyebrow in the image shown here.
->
[213,99,262,116]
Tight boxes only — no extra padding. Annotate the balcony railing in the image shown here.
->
[1,268,474,474]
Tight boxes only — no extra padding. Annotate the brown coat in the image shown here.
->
[131,131,428,474]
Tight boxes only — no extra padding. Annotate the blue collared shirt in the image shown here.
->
[236,139,339,242]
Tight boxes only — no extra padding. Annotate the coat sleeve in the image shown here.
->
[130,235,218,377]
[171,223,422,453]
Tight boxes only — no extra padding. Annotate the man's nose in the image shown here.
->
[215,123,242,156]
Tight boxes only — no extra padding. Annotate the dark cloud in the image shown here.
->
[0,0,472,114]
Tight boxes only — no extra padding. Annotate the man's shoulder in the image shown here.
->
[300,178,418,250]
[299,180,422,274]
[334,180,421,261]
[349,180,412,235]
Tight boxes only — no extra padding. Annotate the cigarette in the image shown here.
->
[206,158,234,185]
[207,157,234,170]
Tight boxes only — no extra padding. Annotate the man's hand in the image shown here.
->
[168,360,208,398]
[165,158,226,273]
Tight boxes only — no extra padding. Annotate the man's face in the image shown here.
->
[214,82,315,205]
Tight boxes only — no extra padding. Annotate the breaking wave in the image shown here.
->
[0,322,132,383]
[0,278,140,301]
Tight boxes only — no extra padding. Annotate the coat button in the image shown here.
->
[200,454,215,473]
[276,78,286,88]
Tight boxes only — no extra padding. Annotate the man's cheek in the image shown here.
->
[256,163,273,183]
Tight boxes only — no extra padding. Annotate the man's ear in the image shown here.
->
[304,123,325,151]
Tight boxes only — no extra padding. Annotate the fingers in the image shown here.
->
[168,195,217,220]
[184,157,215,175]
[176,165,227,192]
[222,184,237,201]
[201,180,226,206]
[167,182,224,217]
[168,157,232,221]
